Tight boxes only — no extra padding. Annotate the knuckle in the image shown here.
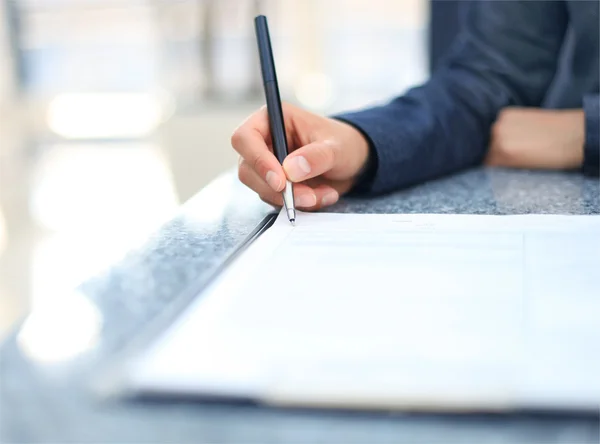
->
[315,142,336,166]
[489,139,513,162]
[230,127,244,148]
[252,154,269,176]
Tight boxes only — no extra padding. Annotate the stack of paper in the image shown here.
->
[124,211,600,411]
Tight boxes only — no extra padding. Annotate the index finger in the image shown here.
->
[231,108,285,192]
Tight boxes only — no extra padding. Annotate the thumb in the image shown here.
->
[282,140,339,183]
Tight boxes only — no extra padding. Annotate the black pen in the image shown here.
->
[254,15,296,225]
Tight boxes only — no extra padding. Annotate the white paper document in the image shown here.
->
[124,211,600,411]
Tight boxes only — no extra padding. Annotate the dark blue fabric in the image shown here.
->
[429,1,479,73]
[429,0,464,73]
[337,0,599,195]
[583,95,599,176]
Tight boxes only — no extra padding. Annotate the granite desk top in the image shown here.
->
[1,167,599,444]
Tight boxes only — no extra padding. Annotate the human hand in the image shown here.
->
[485,107,585,170]
[232,103,370,210]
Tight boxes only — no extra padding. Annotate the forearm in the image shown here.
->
[336,1,568,194]
[336,69,507,193]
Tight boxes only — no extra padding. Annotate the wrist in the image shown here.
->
[561,109,585,168]
[335,119,377,192]
[331,118,370,173]
[337,120,370,173]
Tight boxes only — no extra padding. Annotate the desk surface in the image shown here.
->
[2,167,599,444]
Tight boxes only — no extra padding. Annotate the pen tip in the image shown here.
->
[290,218,295,226]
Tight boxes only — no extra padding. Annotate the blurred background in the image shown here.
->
[0,0,457,338]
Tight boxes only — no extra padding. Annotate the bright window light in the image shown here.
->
[17,290,102,364]
[30,143,179,234]
[47,93,170,139]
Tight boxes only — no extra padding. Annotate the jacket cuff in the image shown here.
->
[583,95,599,176]
[332,106,419,195]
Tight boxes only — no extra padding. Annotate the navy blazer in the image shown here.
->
[337,0,599,194]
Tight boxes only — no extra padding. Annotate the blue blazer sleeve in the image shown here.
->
[583,94,600,176]
[335,1,568,194]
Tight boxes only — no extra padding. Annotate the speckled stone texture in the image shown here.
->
[1,167,599,443]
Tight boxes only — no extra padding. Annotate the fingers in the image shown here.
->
[233,104,344,211]
[311,184,340,209]
[231,109,286,192]
[239,160,337,209]
[282,140,338,183]
[238,158,281,205]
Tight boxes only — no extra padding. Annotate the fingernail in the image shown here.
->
[296,193,317,208]
[286,156,311,181]
[321,191,339,207]
[265,170,282,191]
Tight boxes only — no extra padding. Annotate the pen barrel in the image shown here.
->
[254,16,276,83]
[255,15,288,163]
[264,81,288,163]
